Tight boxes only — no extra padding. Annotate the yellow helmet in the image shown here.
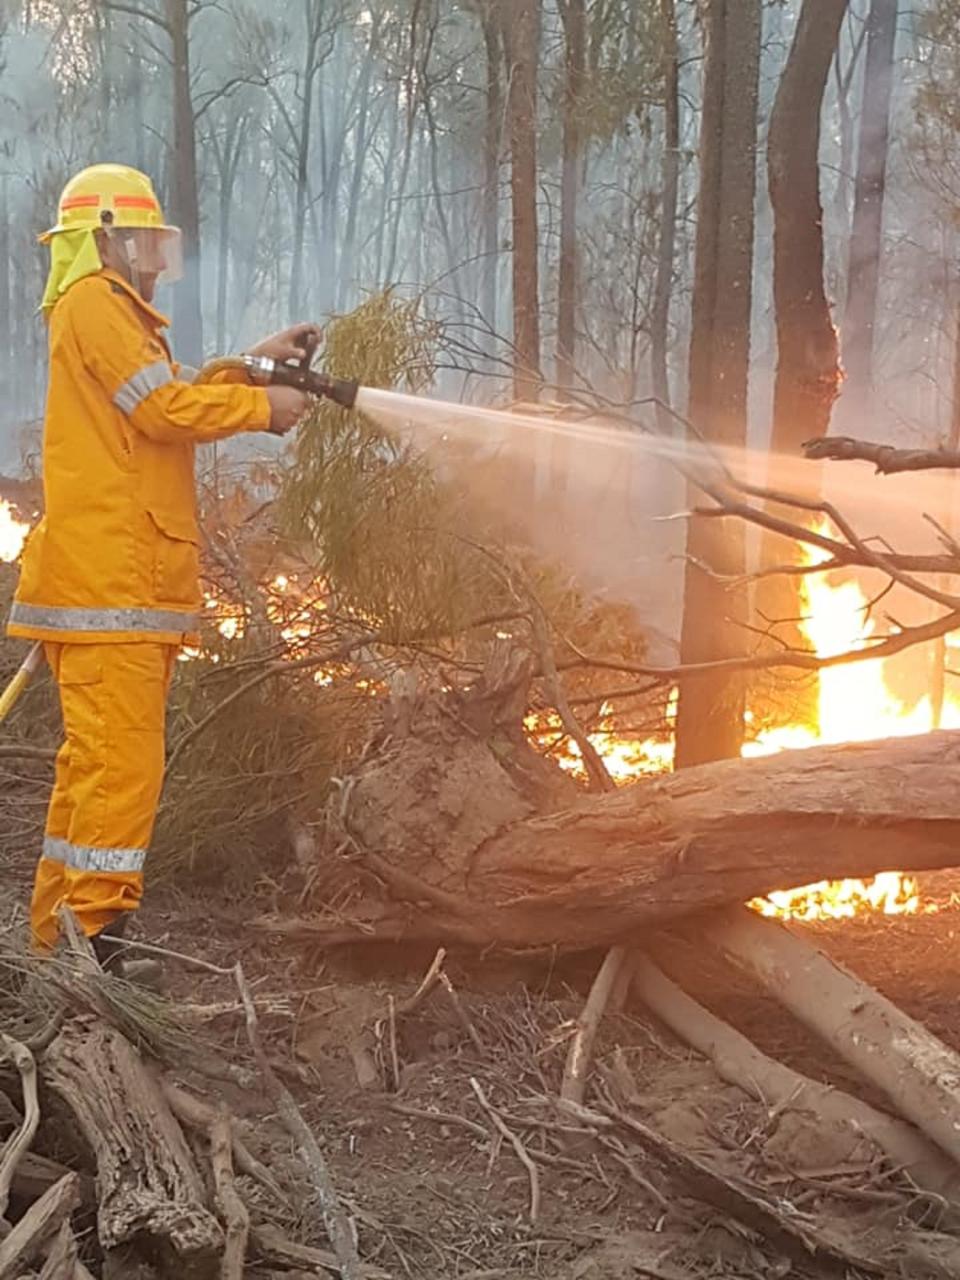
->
[41,164,176,242]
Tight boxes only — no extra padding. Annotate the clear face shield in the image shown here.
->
[112,226,184,286]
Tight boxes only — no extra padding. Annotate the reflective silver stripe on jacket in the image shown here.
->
[179,364,199,383]
[43,836,146,875]
[9,602,199,634]
[113,360,173,414]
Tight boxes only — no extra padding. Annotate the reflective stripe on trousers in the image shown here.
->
[31,641,176,950]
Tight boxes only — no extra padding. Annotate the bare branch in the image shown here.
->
[804,435,960,474]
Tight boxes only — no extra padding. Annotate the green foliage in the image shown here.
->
[913,2,960,196]
[279,291,511,642]
[542,0,667,156]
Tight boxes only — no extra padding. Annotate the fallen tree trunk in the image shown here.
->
[43,1020,222,1276]
[705,908,960,1171]
[631,953,960,1203]
[340,721,960,949]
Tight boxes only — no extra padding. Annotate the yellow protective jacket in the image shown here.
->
[7,270,271,645]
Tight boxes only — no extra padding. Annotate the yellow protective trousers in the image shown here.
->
[31,641,176,950]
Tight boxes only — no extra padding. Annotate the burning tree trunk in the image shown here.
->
[757,0,846,724]
[674,0,761,768]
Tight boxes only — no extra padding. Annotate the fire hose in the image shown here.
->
[0,348,359,725]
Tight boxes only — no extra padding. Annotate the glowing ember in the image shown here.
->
[0,501,29,563]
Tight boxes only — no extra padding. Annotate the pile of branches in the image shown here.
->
[6,907,960,1278]
[0,910,375,1280]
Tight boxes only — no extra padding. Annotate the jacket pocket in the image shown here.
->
[145,508,200,608]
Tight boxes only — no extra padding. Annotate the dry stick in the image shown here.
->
[0,1034,39,1220]
[210,1108,250,1280]
[564,1098,888,1275]
[561,946,628,1107]
[469,1078,540,1223]
[388,1102,489,1141]
[0,1173,80,1280]
[251,1223,391,1280]
[234,963,362,1280]
[0,745,56,762]
[396,947,446,1016]
[438,972,483,1053]
[161,1082,284,1202]
[386,996,400,1093]
[56,907,99,974]
[107,937,234,976]
[526,591,615,795]
[37,1219,95,1280]
[631,953,960,1202]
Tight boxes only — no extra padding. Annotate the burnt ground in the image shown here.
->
[146,873,960,1276]
[8,860,960,1278]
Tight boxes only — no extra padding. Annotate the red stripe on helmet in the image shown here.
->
[61,195,101,210]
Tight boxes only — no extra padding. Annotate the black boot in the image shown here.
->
[91,914,129,970]
[90,919,162,988]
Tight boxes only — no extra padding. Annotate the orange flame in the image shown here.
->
[0,501,28,564]
[538,525,951,921]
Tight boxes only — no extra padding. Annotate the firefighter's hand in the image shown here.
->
[266,387,309,435]
[247,324,322,365]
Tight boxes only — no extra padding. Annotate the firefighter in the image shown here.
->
[6,163,315,967]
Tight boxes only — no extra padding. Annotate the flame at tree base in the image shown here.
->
[749,871,925,922]
[0,497,949,926]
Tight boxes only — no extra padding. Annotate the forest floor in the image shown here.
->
[6,859,958,1279]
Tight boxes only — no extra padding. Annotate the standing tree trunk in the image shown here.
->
[480,4,503,350]
[649,0,680,431]
[338,17,381,312]
[931,291,960,728]
[0,173,10,399]
[842,0,897,402]
[210,112,247,356]
[165,0,203,359]
[758,0,846,723]
[502,0,542,402]
[768,0,846,453]
[673,0,762,769]
[289,0,327,319]
[557,0,586,395]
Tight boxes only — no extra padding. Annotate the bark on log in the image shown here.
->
[632,953,960,1203]
[42,1021,222,1276]
[344,725,960,949]
[705,908,960,1171]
